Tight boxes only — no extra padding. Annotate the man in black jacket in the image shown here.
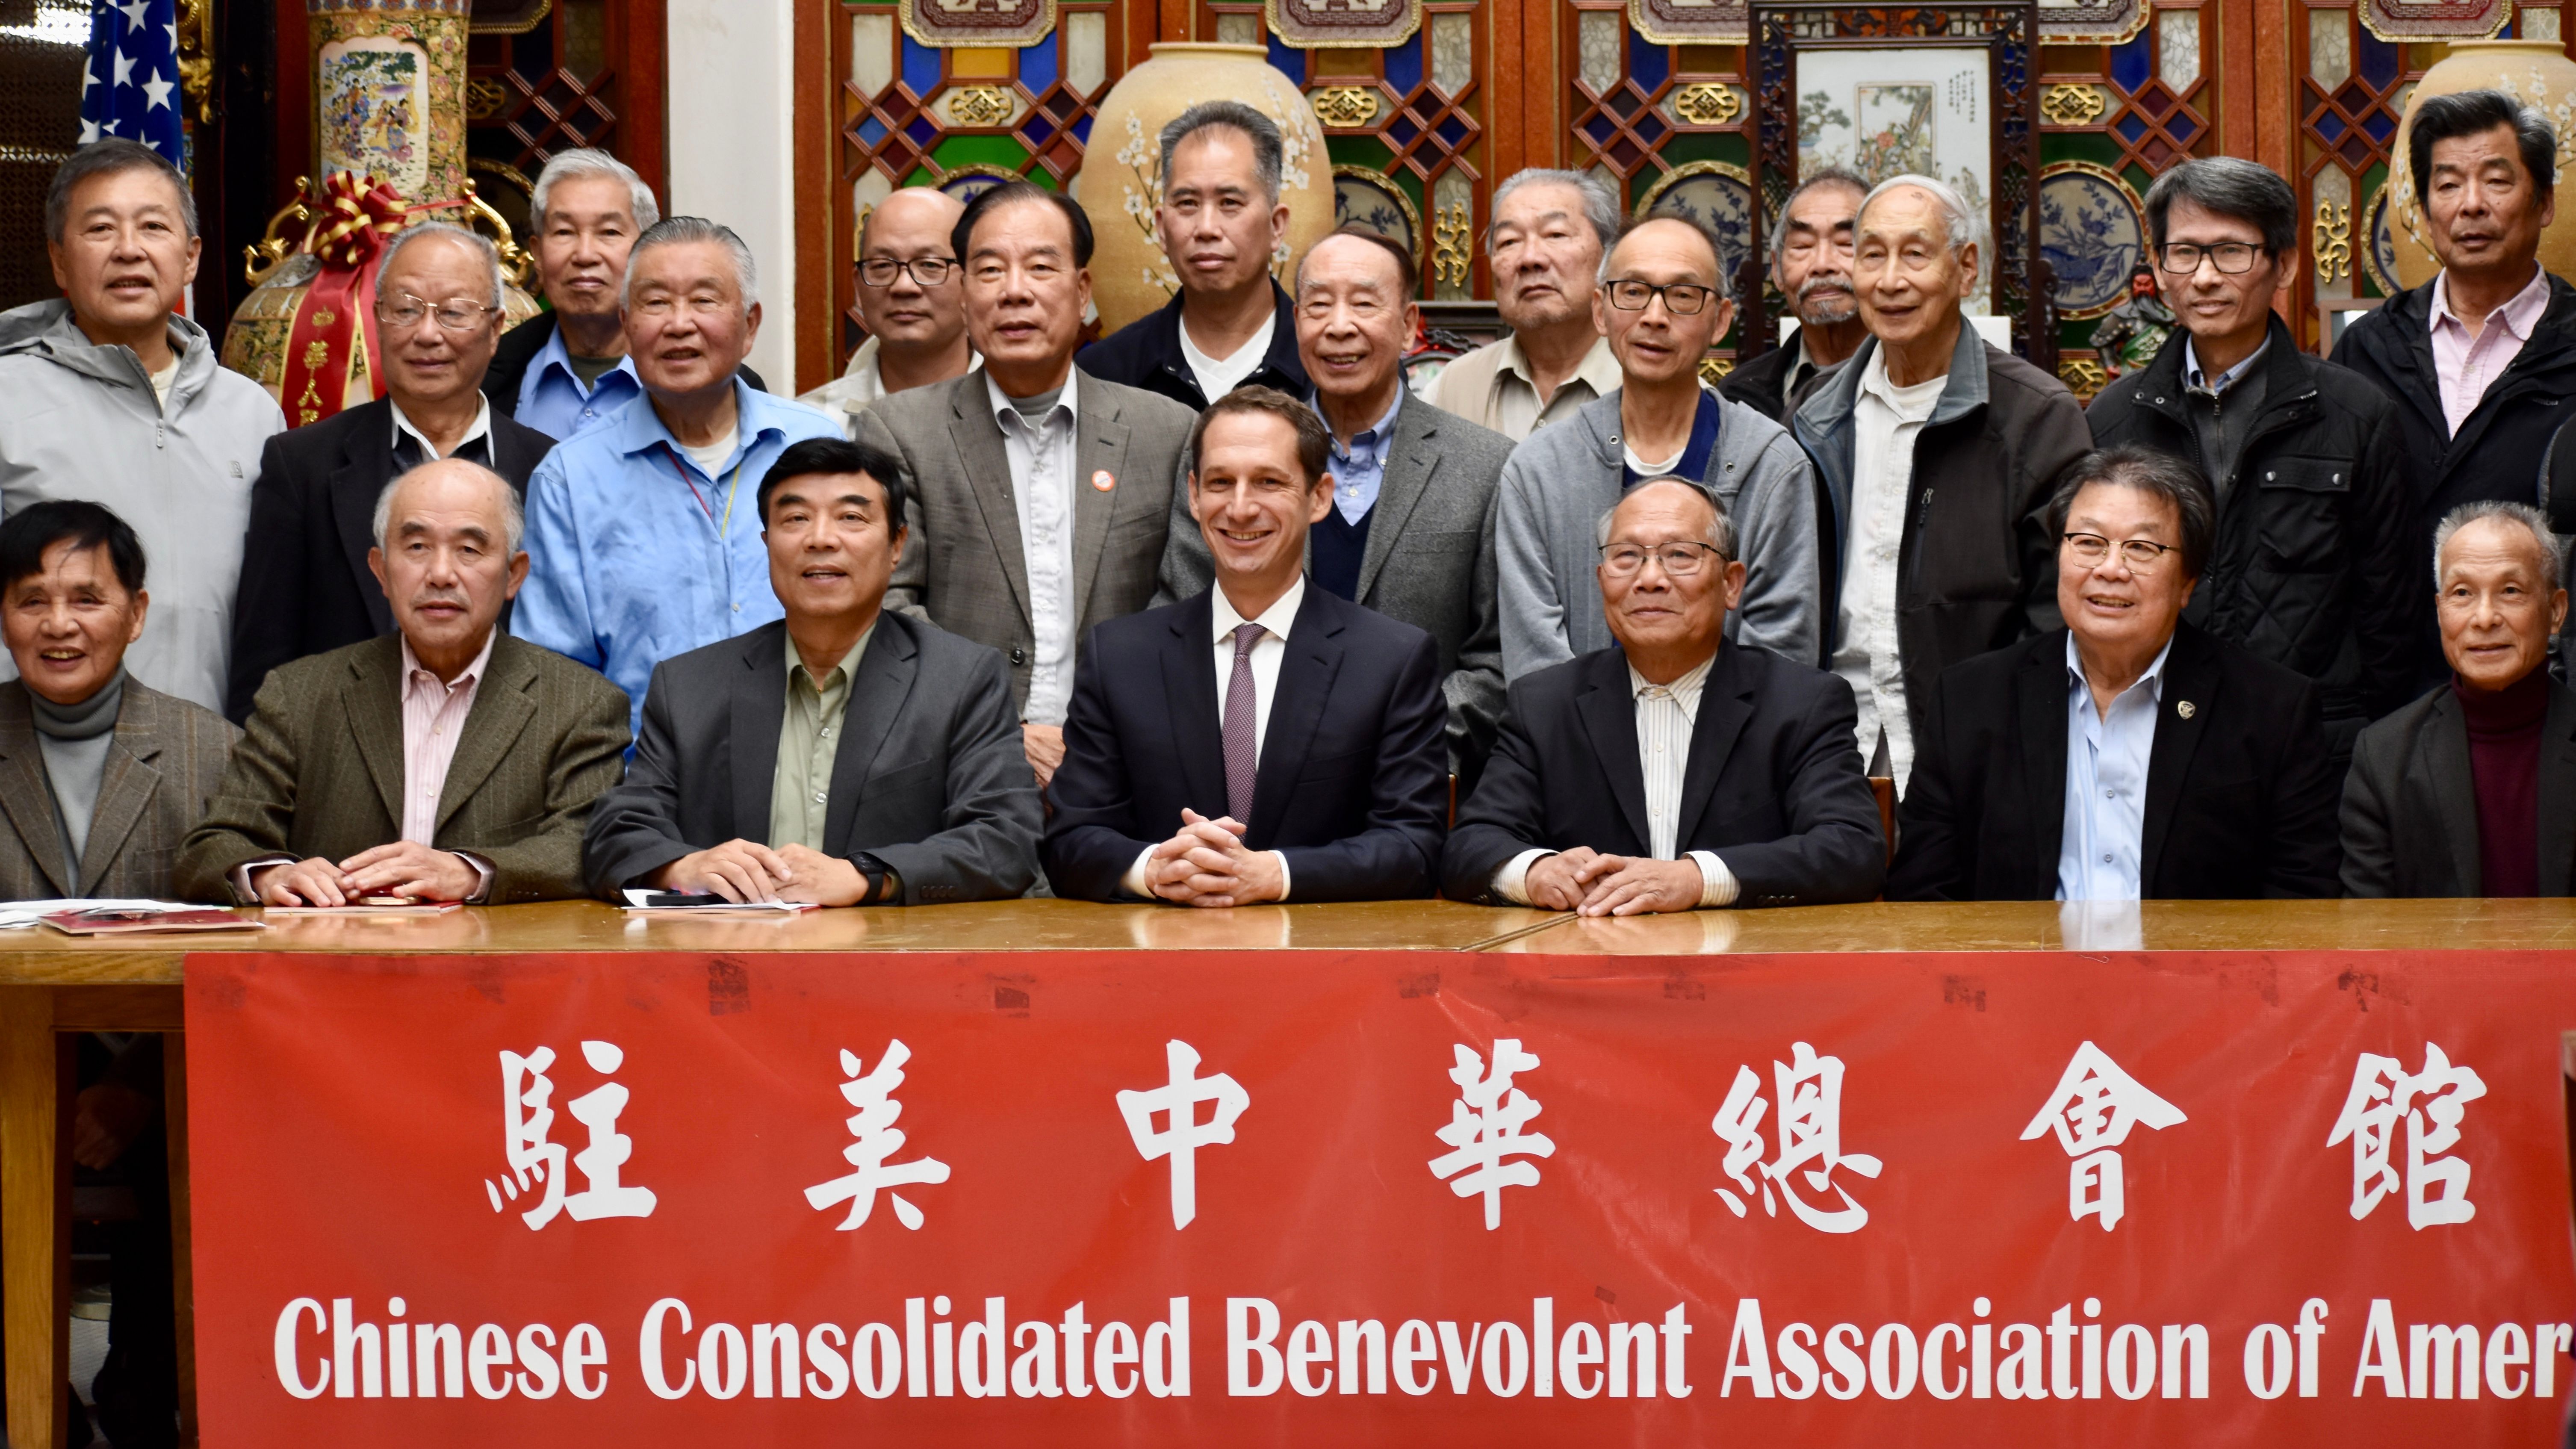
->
[1445,478,1885,911]
[2086,158,2415,755]
[227,223,554,721]
[1074,101,1307,410]
[1719,167,1868,423]
[2330,89,2576,676]
[1888,447,2342,901]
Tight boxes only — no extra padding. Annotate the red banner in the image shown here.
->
[185,947,2576,1443]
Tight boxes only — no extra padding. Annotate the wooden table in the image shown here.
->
[6,895,2573,1446]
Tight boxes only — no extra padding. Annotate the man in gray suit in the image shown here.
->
[1496,214,1823,682]
[1160,228,1513,786]
[583,437,1042,903]
[854,182,1198,787]
[177,458,631,904]
[2343,501,2576,896]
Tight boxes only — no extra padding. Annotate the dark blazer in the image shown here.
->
[1157,391,1514,787]
[175,633,630,903]
[481,312,766,419]
[1074,280,1308,411]
[2340,679,2576,897]
[582,614,1043,902]
[1717,342,1842,425]
[1444,644,1887,907]
[1886,623,2343,900]
[1042,584,1449,902]
[0,680,236,900]
[227,396,557,722]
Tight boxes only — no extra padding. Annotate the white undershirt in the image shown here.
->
[1832,349,1946,788]
[679,425,740,478]
[1178,306,1275,404]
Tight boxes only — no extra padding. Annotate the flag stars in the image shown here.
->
[142,71,174,110]
[117,0,150,30]
[111,47,134,88]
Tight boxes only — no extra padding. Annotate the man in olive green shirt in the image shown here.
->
[581,436,1042,904]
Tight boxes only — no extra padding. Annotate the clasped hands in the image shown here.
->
[1143,808,1285,908]
[1523,846,1703,916]
[251,842,483,906]
[655,841,870,906]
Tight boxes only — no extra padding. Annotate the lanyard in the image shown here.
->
[663,443,747,540]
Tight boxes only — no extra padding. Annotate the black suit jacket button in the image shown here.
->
[1009,647,1027,665]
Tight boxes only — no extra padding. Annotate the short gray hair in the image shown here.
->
[1160,101,1283,201]
[530,148,660,233]
[622,215,758,313]
[1595,477,1737,560]
[2433,499,2566,587]
[2409,89,2558,210]
[1859,173,1986,285]
[2143,157,2298,257]
[1768,166,1869,257]
[45,139,196,244]
[1600,212,1734,301]
[376,221,504,308]
[372,460,526,554]
[1492,168,1621,255]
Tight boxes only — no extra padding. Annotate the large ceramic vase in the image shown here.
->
[2387,39,2576,289]
[1077,43,1333,334]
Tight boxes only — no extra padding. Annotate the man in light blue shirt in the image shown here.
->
[2056,629,2170,900]
[513,217,840,731]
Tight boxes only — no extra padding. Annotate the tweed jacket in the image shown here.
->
[175,633,630,903]
[0,679,236,900]
[853,366,1198,714]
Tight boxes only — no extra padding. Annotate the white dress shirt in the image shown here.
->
[1831,346,1947,790]
[987,372,1082,725]
[2055,632,2171,903]
[389,393,493,463]
[1491,652,1739,908]
[1120,576,1303,901]
[1178,308,1275,406]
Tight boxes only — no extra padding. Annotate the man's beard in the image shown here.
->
[1797,280,1858,326]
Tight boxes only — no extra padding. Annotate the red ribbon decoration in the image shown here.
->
[276,172,409,427]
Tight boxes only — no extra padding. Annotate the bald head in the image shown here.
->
[858,187,971,361]
[372,457,522,554]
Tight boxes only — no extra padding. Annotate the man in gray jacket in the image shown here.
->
[1496,214,1822,681]
[0,141,285,716]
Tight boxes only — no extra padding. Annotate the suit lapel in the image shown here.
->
[2538,687,2576,894]
[1071,373,1131,626]
[1245,588,1345,843]
[2421,689,2483,892]
[2015,640,2071,900]
[434,639,540,832]
[1573,652,1652,853]
[950,382,1032,628]
[822,620,919,854]
[2138,629,2217,894]
[1354,399,1440,603]
[1675,648,1756,845]
[333,405,397,636]
[77,689,162,888]
[345,639,409,831]
[730,630,790,844]
[1160,594,1230,816]
[0,694,71,895]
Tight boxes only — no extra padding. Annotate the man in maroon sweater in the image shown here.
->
[2341,500,2576,896]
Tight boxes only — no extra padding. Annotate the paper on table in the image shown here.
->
[619,890,817,915]
[0,898,207,929]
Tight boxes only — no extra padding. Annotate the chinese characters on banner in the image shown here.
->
[186,949,2575,1443]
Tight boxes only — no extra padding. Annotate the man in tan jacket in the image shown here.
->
[178,457,629,904]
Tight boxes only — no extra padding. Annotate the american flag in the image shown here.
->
[77,0,184,165]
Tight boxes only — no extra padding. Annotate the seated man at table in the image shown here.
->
[1445,478,1885,911]
[0,501,235,899]
[583,437,1042,904]
[1887,446,2341,901]
[176,457,631,905]
[1042,386,1449,904]
[2342,501,2576,896]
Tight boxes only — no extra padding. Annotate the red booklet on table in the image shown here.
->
[40,906,266,936]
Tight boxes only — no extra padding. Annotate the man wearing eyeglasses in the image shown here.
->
[1496,214,1824,686]
[798,188,981,434]
[227,222,558,722]
[1888,446,2341,901]
[1447,477,1885,911]
[2084,159,2415,761]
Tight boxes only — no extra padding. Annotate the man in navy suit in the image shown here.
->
[1042,386,1449,903]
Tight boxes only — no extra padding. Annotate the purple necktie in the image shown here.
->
[1223,621,1264,821]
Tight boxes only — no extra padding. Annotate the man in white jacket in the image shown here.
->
[0,140,284,714]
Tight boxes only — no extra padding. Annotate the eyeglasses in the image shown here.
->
[375,292,501,331]
[2063,532,2182,569]
[2156,242,2261,275]
[859,256,957,287]
[1600,541,1727,577]
[1605,279,1719,315]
